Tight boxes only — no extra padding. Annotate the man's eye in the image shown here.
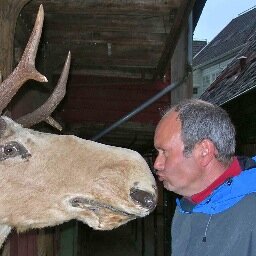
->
[163,150,168,157]
[157,150,166,157]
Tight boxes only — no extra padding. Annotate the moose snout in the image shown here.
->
[130,187,157,212]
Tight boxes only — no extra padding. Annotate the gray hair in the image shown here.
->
[164,99,236,164]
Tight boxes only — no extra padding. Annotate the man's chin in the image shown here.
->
[163,181,173,191]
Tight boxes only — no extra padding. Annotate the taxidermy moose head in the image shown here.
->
[0,5,157,247]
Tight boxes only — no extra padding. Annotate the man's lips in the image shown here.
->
[156,172,165,181]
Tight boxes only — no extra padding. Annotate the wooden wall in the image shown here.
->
[60,75,171,126]
[224,87,256,156]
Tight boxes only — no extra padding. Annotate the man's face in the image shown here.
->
[154,111,203,197]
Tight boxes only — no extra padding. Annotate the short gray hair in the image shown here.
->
[164,99,236,164]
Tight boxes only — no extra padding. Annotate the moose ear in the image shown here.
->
[0,118,6,137]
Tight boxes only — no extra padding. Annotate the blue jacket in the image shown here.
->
[171,156,256,256]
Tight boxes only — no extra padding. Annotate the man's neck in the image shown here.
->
[191,157,241,203]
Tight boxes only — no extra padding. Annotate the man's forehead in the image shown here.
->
[159,111,179,129]
[155,111,181,142]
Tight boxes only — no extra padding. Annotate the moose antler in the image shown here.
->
[16,51,71,129]
[0,5,46,114]
[0,5,70,129]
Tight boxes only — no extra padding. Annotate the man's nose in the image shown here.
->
[154,155,164,171]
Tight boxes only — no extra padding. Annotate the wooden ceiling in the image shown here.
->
[20,0,195,78]
[16,0,200,154]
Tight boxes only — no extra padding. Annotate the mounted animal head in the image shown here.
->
[0,5,157,247]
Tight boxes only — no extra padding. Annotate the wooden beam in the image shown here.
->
[21,12,172,35]
[42,30,167,46]
[22,0,181,16]
[153,0,196,80]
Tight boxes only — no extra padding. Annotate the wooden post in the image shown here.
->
[170,13,193,104]
[0,0,31,79]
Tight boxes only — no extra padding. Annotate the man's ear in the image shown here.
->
[197,139,216,167]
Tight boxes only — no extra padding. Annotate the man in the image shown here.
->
[154,99,256,256]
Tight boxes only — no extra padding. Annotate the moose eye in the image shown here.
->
[4,145,17,156]
[0,141,31,161]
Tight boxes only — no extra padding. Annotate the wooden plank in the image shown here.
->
[65,98,169,111]
[23,0,180,16]
[66,75,154,86]
[61,108,166,124]
[59,221,78,256]
[10,231,37,256]
[47,43,163,59]
[40,14,172,33]
[37,229,56,256]
[67,91,169,101]
[45,31,167,46]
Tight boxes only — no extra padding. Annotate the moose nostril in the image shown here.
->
[130,188,157,212]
